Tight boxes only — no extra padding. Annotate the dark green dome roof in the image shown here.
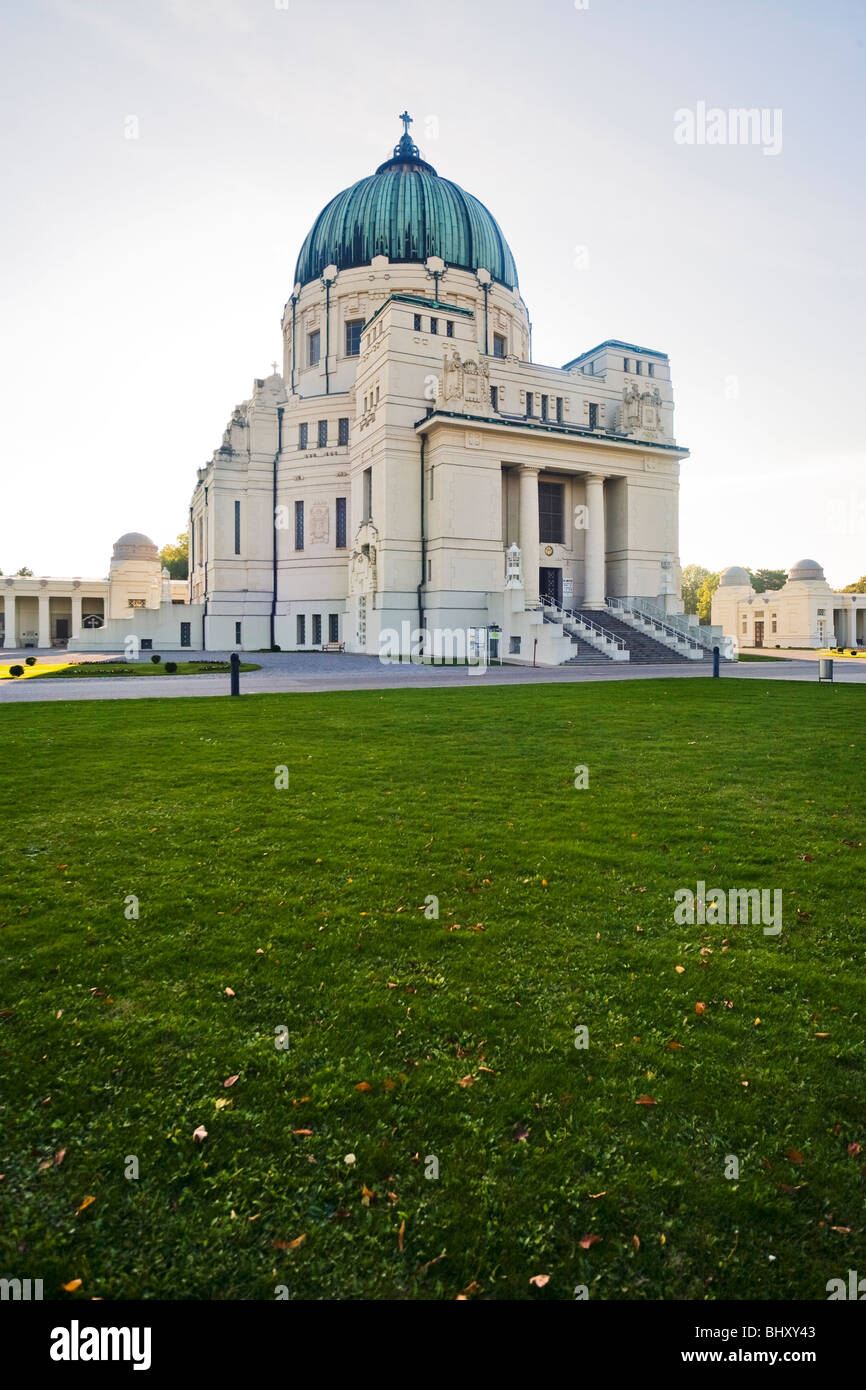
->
[294,116,519,291]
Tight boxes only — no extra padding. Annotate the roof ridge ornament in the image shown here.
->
[393,109,420,161]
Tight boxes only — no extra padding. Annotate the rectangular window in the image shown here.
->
[338,416,349,446]
[363,467,372,521]
[414,313,421,330]
[345,319,363,356]
[312,614,322,645]
[308,330,320,366]
[539,481,564,544]
[771,618,777,633]
[430,317,438,334]
[588,403,599,429]
[317,419,328,448]
[295,499,304,550]
[427,559,432,581]
[180,622,191,647]
[446,320,454,337]
[541,395,548,421]
[234,499,241,555]
[297,614,306,645]
[298,422,308,450]
[635,360,642,375]
[623,357,630,372]
[140,638,152,650]
[648,363,655,377]
[490,385,499,412]
[509,635,521,654]
[526,392,534,418]
[556,396,563,423]
[336,496,347,549]
[328,613,339,642]
[235,621,242,644]
[493,333,506,358]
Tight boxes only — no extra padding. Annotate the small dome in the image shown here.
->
[787,558,824,582]
[112,532,158,560]
[719,565,752,587]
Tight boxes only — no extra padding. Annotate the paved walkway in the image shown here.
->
[1,649,865,703]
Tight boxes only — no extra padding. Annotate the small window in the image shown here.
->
[298,422,308,450]
[430,317,438,334]
[413,314,421,330]
[623,357,630,372]
[328,613,339,643]
[509,635,521,654]
[490,385,499,412]
[446,321,454,337]
[427,559,432,581]
[817,608,825,616]
[363,467,372,521]
[312,614,322,645]
[140,638,152,650]
[318,420,327,449]
[235,621,242,644]
[556,396,563,423]
[345,319,363,356]
[526,392,534,418]
[234,499,241,555]
[771,618,777,633]
[541,395,548,421]
[295,500,304,551]
[297,614,306,645]
[336,497,347,549]
[635,360,642,375]
[308,330,320,366]
[180,622,191,647]
[588,403,599,429]
[648,363,655,377]
[493,333,506,358]
[338,417,349,446]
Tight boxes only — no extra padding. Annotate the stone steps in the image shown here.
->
[573,610,692,664]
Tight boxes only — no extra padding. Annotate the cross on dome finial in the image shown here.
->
[399,110,413,136]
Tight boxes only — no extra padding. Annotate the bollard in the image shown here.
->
[230,651,240,696]
[712,645,720,678]
[818,658,833,683]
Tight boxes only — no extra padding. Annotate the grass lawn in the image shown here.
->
[0,679,863,1302]
[20,660,261,679]
[737,654,788,662]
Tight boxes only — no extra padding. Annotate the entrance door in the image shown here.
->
[55,618,69,644]
[539,567,562,607]
[754,620,764,648]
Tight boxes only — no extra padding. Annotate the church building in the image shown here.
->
[7,115,714,665]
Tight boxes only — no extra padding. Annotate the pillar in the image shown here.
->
[38,593,50,648]
[583,474,607,609]
[518,465,540,607]
[2,592,13,648]
[71,594,83,642]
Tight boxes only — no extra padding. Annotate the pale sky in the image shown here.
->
[1,0,864,586]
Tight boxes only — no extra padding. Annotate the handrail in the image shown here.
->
[612,596,719,651]
[542,596,629,652]
[606,596,704,652]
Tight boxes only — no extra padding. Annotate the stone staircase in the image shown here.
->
[542,612,612,663]
[572,610,695,664]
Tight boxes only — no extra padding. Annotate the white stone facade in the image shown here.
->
[712,560,866,650]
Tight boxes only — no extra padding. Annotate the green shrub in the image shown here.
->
[8,665,24,677]
[164,661,177,674]
[25,656,37,666]
[150,654,161,664]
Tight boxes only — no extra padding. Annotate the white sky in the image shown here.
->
[1,0,864,586]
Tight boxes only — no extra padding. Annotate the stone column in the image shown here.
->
[518,465,541,607]
[71,594,83,642]
[2,592,13,648]
[583,474,607,609]
[38,593,51,648]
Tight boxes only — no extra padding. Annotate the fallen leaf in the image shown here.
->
[355,1081,372,1092]
[192,1125,207,1142]
[398,1219,406,1252]
[224,987,235,998]
[675,965,685,974]
[666,1040,684,1050]
[361,1184,375,1206]
[55,1149,66,1166]
[786,1149,804,1165]
[529,1274,550,1286]
[695,1001,706,1015]
[830,1225,851,1234]
[75,1195,96,1214]
[632,1234,640,1251]
[292,1129,313,1136]
[62,1279,82,1293]
[579,1234,601,1249]
[635,1095,657,1106]
[847,1142,862,1156]
[223,1074,240,1088]
[458,1075,475,1088]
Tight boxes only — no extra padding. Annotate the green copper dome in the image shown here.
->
[294,114,519,291]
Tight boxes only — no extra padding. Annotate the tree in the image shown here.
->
[696,572,720,624]
[748,568,786,593]
[159,532,189,580]
[681,564,711,615]
[841,576,866,593]
[15,566,33,576]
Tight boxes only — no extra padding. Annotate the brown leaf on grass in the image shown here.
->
[361,1184,375,1206]
[579,1234,601,1249]
[847,1142,862,1156]
[786,1149,804,1165]
[512,1124,530,1142]
[192,1125,207,1142]
[830,1225,851,1234]
[38,1160,51,1172]
[292,1097,310,1107]
[775,1182,806,1194]
[666,1040,684,1050]
[760,1159,772,1171]
[355,1081,372,1092]
[635,1095,657,1106]
[529,1274,550,1286]
[458,1075,475,1088]
[224,987,235,998]
[796,909,812,921]
[383,1078,396,1091]
[223,1074,240,1088]
[799,854,814,862]
[75,1195,96,1214]
[55,1149,66,1166]
[272,1232,306,1251]
[674,965,686,974]
[632,1234,640,1251]
[589,1192,606,1199]
[814,1032,830,1038]
[62,1279,82,1292]
[398,1219,406,1252]
[292,1129,313,1136]
[695,1001,706,1015]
